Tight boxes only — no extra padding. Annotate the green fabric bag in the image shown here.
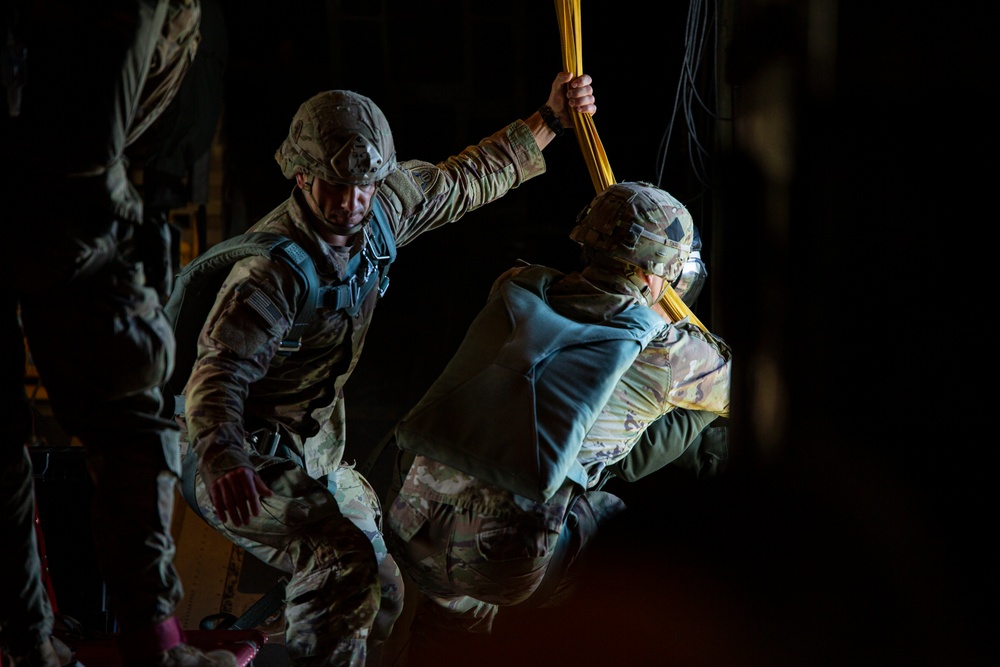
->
[396,265,665,502]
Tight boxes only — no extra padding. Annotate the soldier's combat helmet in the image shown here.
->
[570,181,694,283]
[275,90,396,185]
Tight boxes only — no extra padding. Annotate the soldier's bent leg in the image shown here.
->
[83,405,185,628]
[14,328,190,663]
[20,285,186,636]
[0,445,55,661]
[195,458,381,666]
[0,299,56,659]
[535,490,627,608]
[327,465,404,644]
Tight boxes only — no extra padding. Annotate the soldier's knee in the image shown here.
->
[285,559,381,642]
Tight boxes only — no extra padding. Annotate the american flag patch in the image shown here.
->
[245,287,282,326]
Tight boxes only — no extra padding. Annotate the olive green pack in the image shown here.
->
[395,264,665,502]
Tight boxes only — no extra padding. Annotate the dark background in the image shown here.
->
[31,0,998,664]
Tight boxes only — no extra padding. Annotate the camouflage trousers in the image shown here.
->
[324,465,405,645]
[386,491,562,635]
[193,456,393,666]
[0,443,51,658]
[1,209,183,655]
[387,485,627,636]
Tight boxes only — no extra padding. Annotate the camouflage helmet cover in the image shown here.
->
[275,90,397,185]
[569,181,694,282]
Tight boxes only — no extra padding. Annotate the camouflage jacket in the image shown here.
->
[184,120,546,488]
[403,265,732,529]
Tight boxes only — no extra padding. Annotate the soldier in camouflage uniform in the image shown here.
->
[177,73,597,666]
[385,182,731,662]
[0,1,237,666]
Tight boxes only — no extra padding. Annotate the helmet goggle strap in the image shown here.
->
[623,222,692,256]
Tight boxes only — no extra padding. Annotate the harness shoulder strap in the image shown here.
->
[170,232,320,521]
[321,199,397,315]
[262,234,320,348]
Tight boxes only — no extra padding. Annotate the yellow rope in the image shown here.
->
[555,0,613,193]
[554,0,707,332]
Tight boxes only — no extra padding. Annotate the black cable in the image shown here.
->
[656,0,730,195]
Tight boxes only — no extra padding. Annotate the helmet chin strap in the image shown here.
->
[621,266,657,307]
[584,255,660,307]
[596,255,659,307]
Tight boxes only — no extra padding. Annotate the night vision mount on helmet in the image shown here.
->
[275,89,397,186]
[570,181,694,284]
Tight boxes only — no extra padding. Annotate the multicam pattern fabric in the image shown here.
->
[386,455,573,635]
[577,322,731,485]
[275,90,397,185]
[184,120,545,488]
[388,263,731,633]
[327,464,404,642]
[388,461,562,616]
[570,182,695,283]
[180,119,545,663]
[192,455,380,664]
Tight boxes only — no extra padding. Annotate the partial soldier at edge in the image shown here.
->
[0,1,239,666]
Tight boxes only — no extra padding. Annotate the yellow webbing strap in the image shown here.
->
[554,0,707,332]
[554,0,613,193]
